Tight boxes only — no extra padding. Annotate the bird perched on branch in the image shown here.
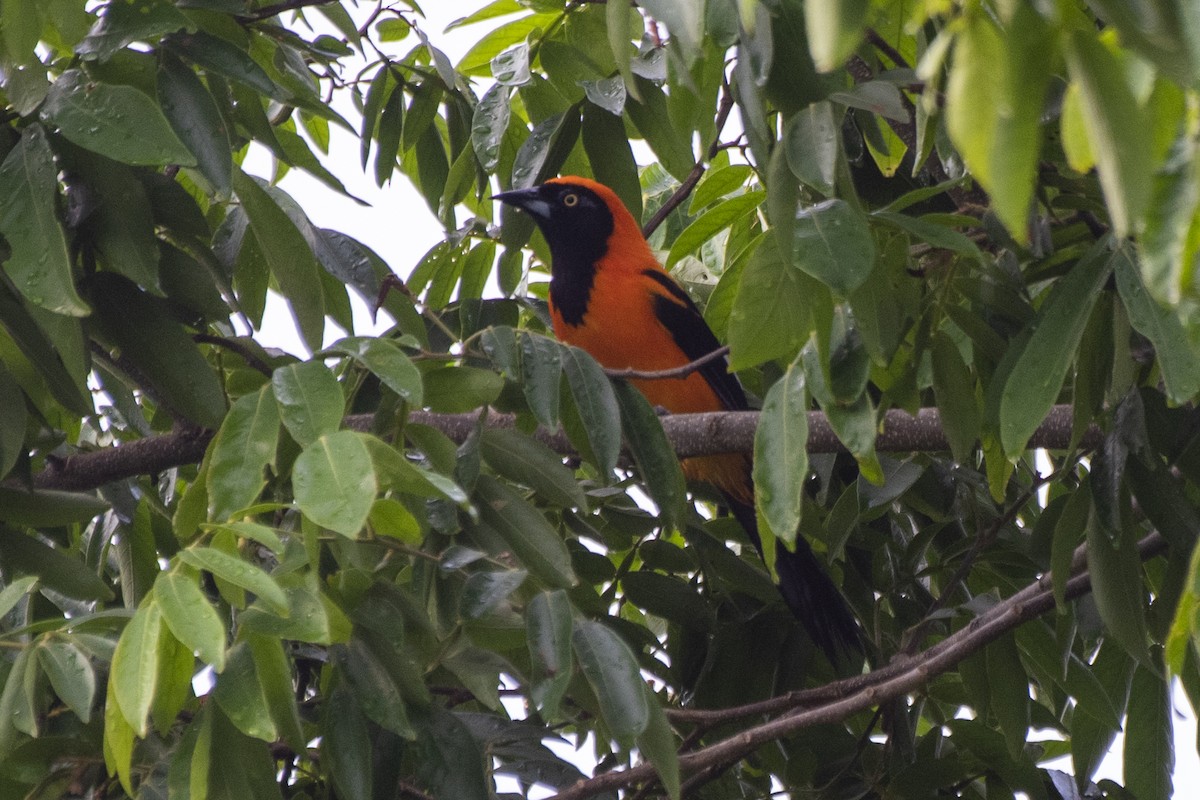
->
[495,176,861,663]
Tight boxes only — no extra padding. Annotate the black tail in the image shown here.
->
[728,496,862,663]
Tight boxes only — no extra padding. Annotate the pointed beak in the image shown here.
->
[493,186,552,221]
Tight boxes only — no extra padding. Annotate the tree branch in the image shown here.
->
[548,531,1169,799]
[29,405,1101,491]
[641,83,736,238]
[602,346,730,380]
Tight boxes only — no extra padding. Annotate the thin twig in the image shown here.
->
[602,346,730,381]
[641,83,736,238]
[193,334,274,377]
[898,469,1058,655]
[865,28,911,70]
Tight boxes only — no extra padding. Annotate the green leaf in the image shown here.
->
[111,599,163,736]
[519,331,562,429]
[474,474,577,589]
[784,100,838,196]
[327,336,423,405]
[873,211,984,263]
[481,427,587,509]
[614,381,687,528]
[0,486,108,527]
[621,571,714,631]
[207,386,280,522]
[930,332,979,464]
[86,272,227,429]
[0,575,36,619]
[333,638,413,737]
[0,526,114,602]
[803,0,867,71]
[527,589,573,721]
[472,83,510,172]
[636,685,680,800]
[165,30,283,101]
[322,683,373,800]
[157,52,232,196]
[606,0,638,101]
[40,70,192,166]
[1072,641,1134,790]
[1086,504,1150,664]
[561,345,621,476]
[581,99,643,223]
[0,125,89,316]
[754,359,807,547]
[0,281,92,413]
[78,0,193,61]
[511,105,582,191]
[792,199,875,295]
[1063,28,1152,236]
[492,42,531,85]
[1139,136,1199,305]
[103,673,136,793]
[727,240,815,370]
[1124,658,1174,800]
[666,191,765,268]
[271,361,343,447]
[1114,248,1200,404]
[944,9,1052,239]
[245,632,306,753]
[232,168,325,351]
[155,571,227,672]
[985,633,1030,760]
[179,546,289,615]
[626,76,694,181]
[60,150,160,289]
[212,641,275,742]
[240,572,351,645]
[691,165,755,213]
[373,82,404,185]
[461,569,528,619]
[422,365,504,413]
[293,430,377,538]
[38,639,96,723]
[572,620,649,747]
[458,13,556,76]
[1,0,40,64]
[999,242,1114,455]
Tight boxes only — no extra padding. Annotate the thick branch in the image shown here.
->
[549,531,1169,800]
[30,405,1099,491]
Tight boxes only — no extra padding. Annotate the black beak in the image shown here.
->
[493,186,552,221]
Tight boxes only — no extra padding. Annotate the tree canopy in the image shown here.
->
[0,0,1199,798]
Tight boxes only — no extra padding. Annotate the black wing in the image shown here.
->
[642,269,748,412]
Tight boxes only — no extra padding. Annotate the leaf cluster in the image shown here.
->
[0,1,1199,799]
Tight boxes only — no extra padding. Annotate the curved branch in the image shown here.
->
[602,346,730,381]
[549,531,1169,800]
[641,83,736,238]
[29,405,1100,491]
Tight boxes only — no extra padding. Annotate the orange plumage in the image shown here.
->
[496,176,860,662]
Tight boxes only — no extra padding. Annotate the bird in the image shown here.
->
[495,176,861,663]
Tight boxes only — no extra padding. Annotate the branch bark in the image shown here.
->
[29,405,1100,491]
[548,531,1169,800]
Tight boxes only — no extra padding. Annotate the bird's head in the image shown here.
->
[493,177,618,251]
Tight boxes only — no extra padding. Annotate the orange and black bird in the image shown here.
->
[496,176,861,662]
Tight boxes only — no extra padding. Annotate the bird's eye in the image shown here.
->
[562,192,579,207]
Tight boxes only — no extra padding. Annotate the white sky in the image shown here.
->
[244,1,1200,794]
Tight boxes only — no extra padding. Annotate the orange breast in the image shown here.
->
[550,267,751,500]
